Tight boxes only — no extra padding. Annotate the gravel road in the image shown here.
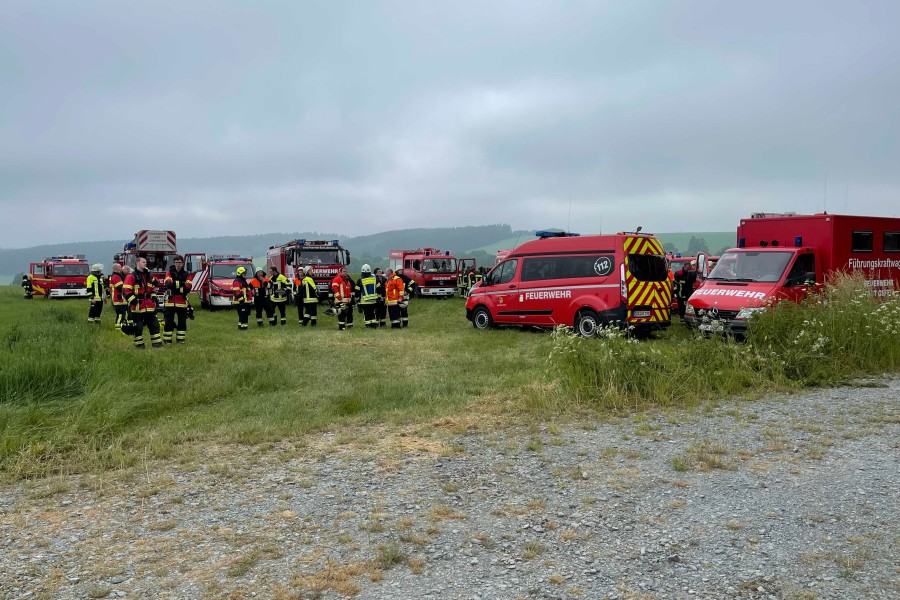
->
[2,379,898,600]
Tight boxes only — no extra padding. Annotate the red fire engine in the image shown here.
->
[266,239,350,301]
[113,230,178,307]
[28,255,91,298]
[187,254,255,309]
[388,248,463,298]
[686,212,900,335]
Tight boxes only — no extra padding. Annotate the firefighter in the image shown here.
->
[354,264,382,329]
[331,267,354,330]
[457,267,468,297]
[251,268,275,326]
[163,255,192,343]
[296,266,318,326]
[86,263,105,324]
[374,267,388,327]
[673,260,698,320]
[465,267,477,296]
[233,266,252,330]
[385,268,405,329]
[109,264,127,330]
[396,267,414,327]
[475,266,485,285]
[268,266,290,326]
[21,274,34,300]
[123,256,162,348]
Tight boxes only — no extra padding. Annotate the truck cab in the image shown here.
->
[29,255,91,298]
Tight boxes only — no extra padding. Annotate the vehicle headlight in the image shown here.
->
[684,303,695,316]
[736,307,766,320]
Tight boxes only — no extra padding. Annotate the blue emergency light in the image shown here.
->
[331,240,339,246]
[795,236,802,247]
[674,252,682,258]
[536,230,581,238]
[738,237,746,248]
[296,239,306,245]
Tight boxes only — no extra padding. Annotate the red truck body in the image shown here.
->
[28,255,91,298]
[686,213,900,335]
[388,248,461,298]
[266,239,350,301]
[187,254,255,309]
[113,230,178,307]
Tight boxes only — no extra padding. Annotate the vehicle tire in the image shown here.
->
[472,306,494,330]
[575,309,600,337]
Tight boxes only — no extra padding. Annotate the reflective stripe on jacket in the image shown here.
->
[269,274,290,302]
[86,274,103,301]
[232,277,252,304]
[123,270,158,312]
[385,275,404,305]
[356,275,379,304]
[164,268,192,307]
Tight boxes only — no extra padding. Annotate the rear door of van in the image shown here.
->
[623,236,672,326]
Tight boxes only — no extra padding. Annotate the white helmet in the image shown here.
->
[361,263,371,274]
[91,263,103,272]
[303,265,313,275]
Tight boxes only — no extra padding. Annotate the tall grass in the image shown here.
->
[550,275,900,409]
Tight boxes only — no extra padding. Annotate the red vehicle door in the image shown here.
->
[481,259,520,324]
[779,251,819,303]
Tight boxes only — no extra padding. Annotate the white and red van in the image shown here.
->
[465,231,672,336]
[686,212,900,335]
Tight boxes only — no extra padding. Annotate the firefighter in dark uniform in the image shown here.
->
[296,266,318,326]
[86,263,105,324]
[465,267,477,297]
[396,267,414,327]
[331,267,354,330]
[673,260,698,320]
[123,256,162,348]
[163,255,192,343]
[374,267,388,327]
[251,268,274,326]
[354,264,383,329]
[22,274,34,300]
[232,266,252,330]
[268,266,290,326]
[109,264,127,330]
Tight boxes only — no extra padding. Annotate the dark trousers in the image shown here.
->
[399,304,409,327]
[388,304,401,328]
[255,299,275,326]
[375,301,387,327]
[237,304,250,329]
[133,312,162,348]
[113,304,127,329]
[361,303,377,328]
[88,300,103,323]
[164,306,188,343]
[301,301,317,326]
[272,301,287,325]
[336,303,354,329]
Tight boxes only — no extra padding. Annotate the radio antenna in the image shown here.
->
[567,194,573,233]
[823,172,827,213]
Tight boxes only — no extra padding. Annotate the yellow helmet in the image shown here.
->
[236,266,247,276]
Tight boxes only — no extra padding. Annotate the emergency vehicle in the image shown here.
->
[668,255,718,312]
[266,239,350,301]
[188,254,255,309]
[686,212,900,336]
[28,255,91,298]
[113,230,178,307]
[495,249,512,265]
[388,248,464,298]
[465,230,672,336]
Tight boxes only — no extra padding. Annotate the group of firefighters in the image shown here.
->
[41,257,419,349]
[457,266,486,297]
[231,263,415,331]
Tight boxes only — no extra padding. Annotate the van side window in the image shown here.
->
[852,231,873,252]
[522,255,615,281]
[885,232,900,252]
[496,260,518,285]
[785,254,816,286]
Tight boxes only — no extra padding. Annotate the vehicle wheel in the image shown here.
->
[575,309,600,337]
[472,306,494,330]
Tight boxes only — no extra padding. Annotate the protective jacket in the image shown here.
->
[354,274,382,305]
[86,273,104,302]
[331,275,353,305]
[251,276,270,302]
[269,273,290,303]
[297,275,318,304]
[398,272,415,298]
[123,269,159,313]
[164,267,192,307]
[233,275,252,304]
[110,273,126,305]
[385,275,405,305]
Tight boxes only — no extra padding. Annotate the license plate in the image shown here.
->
[699,323,713,333]
[633,310,650,318]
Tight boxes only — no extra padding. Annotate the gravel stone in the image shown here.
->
[1,379,898,599]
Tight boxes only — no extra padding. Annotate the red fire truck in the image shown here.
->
[187,254,255,309]
[113,230,178,307]
[266,239,350,301]
[388,248,464,298]
[28,255,91,298]
[686,212,900,335]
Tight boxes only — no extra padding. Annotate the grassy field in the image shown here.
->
[1,277,898,482]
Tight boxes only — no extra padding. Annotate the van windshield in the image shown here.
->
[424,258,456,273]
[708,251,793,283]
[627,254,668,281]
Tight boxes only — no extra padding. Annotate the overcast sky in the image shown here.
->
[2,0,898,248]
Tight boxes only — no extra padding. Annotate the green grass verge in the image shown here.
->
[1,275,898,481]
